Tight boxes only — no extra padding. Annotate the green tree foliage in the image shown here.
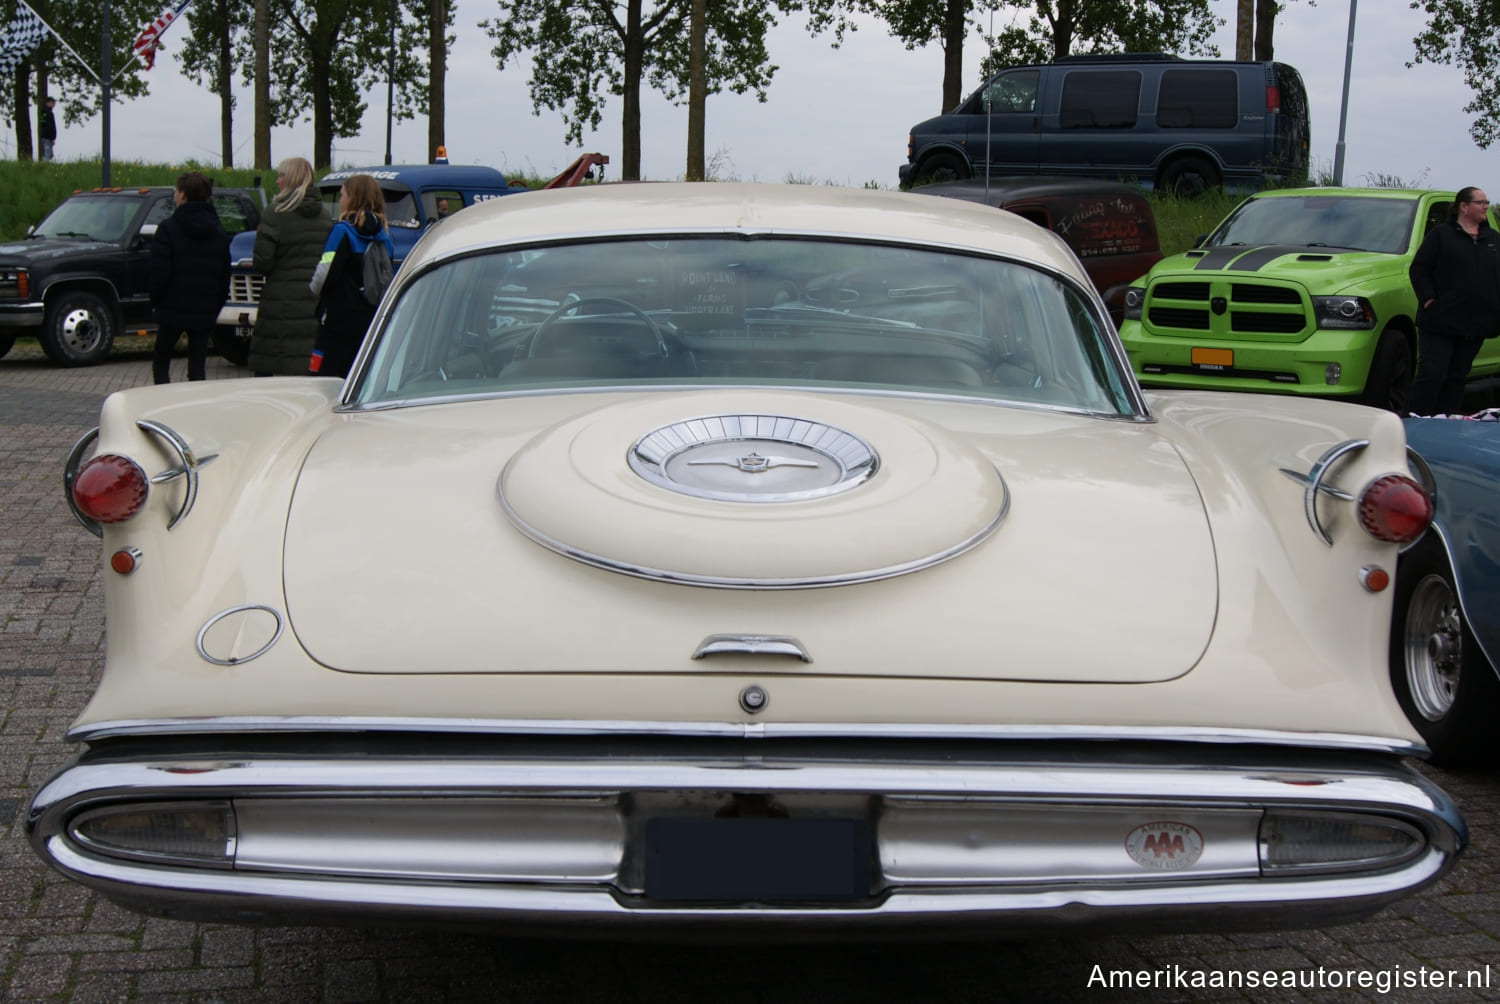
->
[4,0,163,157]
[482,0,793,181]
[189,0,440,169]
[980,0,1221,76]
[1410,0,1500,150]
[176,0,254,166]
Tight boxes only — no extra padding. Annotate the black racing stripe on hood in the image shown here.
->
[1191,245,1338,272]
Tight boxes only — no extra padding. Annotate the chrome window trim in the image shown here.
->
[64,715,1424,754]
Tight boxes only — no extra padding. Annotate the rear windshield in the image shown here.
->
[1206,195,1420,255]
[349,235,1137,417]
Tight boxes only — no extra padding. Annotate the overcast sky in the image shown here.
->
[19,1,1498,192]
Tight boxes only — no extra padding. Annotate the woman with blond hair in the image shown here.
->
[247,156,331,375]
[308,173,395,377]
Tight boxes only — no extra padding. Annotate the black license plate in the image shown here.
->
[644,817,873,902]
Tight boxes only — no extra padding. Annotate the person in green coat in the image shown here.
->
[247,157,333,375]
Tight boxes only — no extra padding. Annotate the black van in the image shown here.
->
[899,54,1309,195]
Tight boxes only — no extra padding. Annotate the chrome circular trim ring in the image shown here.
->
[500,468,1007,589]
[627,414,877,503]
[63,427,104,538]
[195,605,285,666]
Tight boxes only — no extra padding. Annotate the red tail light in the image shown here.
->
[72,454,148,524]
[1265,85,1280,112]
[1358,475,1432,544]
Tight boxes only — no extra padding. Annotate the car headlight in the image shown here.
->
[0,267,31,298]
[1311,295,1375,330]
[1122,285,1145,321]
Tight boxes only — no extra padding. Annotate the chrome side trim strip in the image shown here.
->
[64,715,1424,754]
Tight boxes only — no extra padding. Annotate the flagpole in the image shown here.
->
[102,0,112,186]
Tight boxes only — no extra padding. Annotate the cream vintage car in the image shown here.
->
[31,183,1464,935]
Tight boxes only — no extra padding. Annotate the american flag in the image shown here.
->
[0,1,47,76]
[132,0,194,70]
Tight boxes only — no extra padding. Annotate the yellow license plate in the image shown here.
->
[1191,347,1234,368]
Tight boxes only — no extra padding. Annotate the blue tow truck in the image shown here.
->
[213,154,607,365]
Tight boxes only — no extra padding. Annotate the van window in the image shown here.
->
[1060,72,1140,129]
[980,70,1040,114]
[1158,70,1238,129]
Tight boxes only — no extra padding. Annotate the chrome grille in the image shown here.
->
[228,273,264,304]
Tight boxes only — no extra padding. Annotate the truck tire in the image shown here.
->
[1158,156,1219,198]
[40,291,116,367]
[1358,326,1414,413]
[211,325,251,366]
[0,334,13,360]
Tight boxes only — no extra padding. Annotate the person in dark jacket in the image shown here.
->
[149,172,231,384]
[308,173,394,378]
[38,96,57,161]
[1408,186,1500,415]
[247,157,333,375]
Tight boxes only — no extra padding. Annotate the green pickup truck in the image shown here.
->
[1117,187,1500,412]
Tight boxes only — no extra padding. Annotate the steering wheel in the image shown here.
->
[527,296,669,361]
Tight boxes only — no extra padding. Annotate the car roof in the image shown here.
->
[1249,187,1457,200]
[319,164,511,190]
[412,182,1080,277]
[913,177,1151,205]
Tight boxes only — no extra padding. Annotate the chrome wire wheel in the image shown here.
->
[1403,572,1464,722]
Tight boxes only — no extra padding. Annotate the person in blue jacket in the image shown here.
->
[308,173,395,377]
[149,171,230,384]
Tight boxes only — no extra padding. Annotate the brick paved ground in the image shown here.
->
[3,341,1499,1002]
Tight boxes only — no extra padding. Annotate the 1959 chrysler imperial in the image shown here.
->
[30,183,1463,936]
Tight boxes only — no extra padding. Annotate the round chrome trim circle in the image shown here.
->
[627,415,877,503]
[195,605,285,666]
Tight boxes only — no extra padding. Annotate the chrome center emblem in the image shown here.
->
[688,451,820,474]
[630,415,877,502]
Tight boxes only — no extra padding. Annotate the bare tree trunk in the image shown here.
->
[1254,0,1276,61]
[1050,0,1075,57]
[941,0,963,112]
[428,0,445,161]
[313,50,333,169]
[1236,0,1254,59]
[218,0,233,167]
[621,0,642,180]
[254,0,271,169]
[685,0,704,180]
[13,66,33,162]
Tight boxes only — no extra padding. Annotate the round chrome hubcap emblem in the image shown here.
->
[629,415,877,502]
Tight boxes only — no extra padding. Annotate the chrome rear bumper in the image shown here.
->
[28,735,1465,936]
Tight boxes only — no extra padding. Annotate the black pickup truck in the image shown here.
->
[0,185,265,366]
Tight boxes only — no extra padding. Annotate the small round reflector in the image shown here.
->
[1358,475,1432,544]
[72,454,148,525]
[1359,565,1390,593]
[110,548,141,575]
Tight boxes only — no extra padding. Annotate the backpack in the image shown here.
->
[360,237,394,306]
